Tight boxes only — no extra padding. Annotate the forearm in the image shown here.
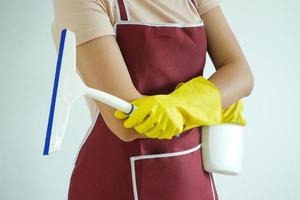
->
[95,95,148,142]
[200,6,254,110]
[76,35,149,142]
[208,61,254,109]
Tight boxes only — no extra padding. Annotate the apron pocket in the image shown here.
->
[130,144,207,200]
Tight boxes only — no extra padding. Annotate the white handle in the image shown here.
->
[84,86,181,138]
[85,86,137,114]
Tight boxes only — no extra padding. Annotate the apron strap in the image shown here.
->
[116,0,129,21]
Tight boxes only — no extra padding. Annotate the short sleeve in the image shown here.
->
[51,0,116,50]
[195,0,220,16]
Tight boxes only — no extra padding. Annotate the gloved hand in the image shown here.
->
[221,99,247,126]
[114,76,223,139]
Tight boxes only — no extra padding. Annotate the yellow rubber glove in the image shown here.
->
[221,99,247,126]
[174,82,247,128]
[115,95,185,139]
[114,76,222,139]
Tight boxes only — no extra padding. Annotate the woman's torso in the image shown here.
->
[85,0,204,126]
[68,1,219,199]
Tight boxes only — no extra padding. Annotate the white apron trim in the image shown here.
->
[209,172,217,200]
[113,20,204,31]
[130,143,202,200]
[115,20,204,27]
[113,20,204,35]
[72,109,101,166]
[112,0,204,33]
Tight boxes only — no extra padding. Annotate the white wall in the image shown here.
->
[208,1,300,199]
[0,0,299,199]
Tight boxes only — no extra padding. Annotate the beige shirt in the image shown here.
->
[50,0,220,123]
[51,0,220,49]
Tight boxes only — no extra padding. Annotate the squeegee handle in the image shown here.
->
[85,86,180,137]
[85,87,137,115]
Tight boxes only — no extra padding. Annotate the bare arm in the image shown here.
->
[75,5,254,142]
[76,35,147,142]
[201,6,255,109]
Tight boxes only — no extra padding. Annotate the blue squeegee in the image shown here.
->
[43,29,135,155]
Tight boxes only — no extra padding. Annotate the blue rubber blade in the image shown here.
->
[43,29,67,155]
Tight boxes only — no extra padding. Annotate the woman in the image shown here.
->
[51,0,254,199]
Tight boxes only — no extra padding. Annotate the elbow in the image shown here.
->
[243,66,255,97]
[107,123,136,142]
[95,102,138,143]
[117,133,136,142]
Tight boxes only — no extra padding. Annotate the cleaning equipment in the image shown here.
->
[114,77,247,175]
[43,28,245,176]
[202,121,245,175]
[43,29,135,155]
[202,99,246,175]
[114,76,223,139]
[114,94,186,139]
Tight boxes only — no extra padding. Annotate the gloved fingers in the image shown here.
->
[144,115,166,138]
[114,96,151,120]
[162,111,184,138]
[144,125,162,138]
[159,121,176,140]
[148,116,168,139]
[174,126,183,135]
[174,82,184,90]
[134,112,162,134]
[114,110,129,120]
[130,97,147,107]
[123,103,154,128]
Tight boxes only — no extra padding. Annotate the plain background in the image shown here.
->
[1,0,299,199]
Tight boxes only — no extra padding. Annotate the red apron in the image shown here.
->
[68,0,219,199]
